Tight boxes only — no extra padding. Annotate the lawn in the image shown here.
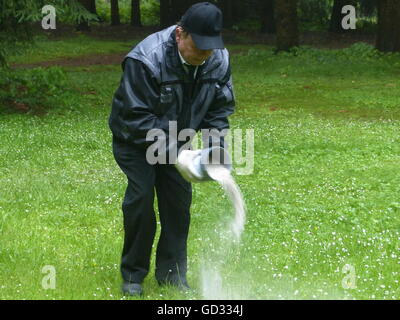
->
[0,33,400,300]
[7,33,134,65]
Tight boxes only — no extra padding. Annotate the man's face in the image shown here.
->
[176,27,213,66]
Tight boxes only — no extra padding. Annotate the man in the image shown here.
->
[109,2,235,296]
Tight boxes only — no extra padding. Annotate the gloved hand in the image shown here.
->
[175,149,203,183]
[176,147,233,183]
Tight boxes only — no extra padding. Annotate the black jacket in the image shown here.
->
[109,25,235,152]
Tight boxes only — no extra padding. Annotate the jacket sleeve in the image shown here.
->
[112,57,168,147]
[200,70,235,149]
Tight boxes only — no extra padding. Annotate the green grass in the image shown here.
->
[1,36,400,300]
[8,34,136,65]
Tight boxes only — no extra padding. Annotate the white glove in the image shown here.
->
[175,149,203,182]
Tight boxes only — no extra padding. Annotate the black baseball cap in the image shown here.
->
[180,2,224,50]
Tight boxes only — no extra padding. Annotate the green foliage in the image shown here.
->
[360,0,377,17]
[0,0,98,66]
[0,0,34,66]
[232,18,262,32]
[141,0,160,26]
[52,1,99,25]
[297,0,378,32]
[0,0,98,24]
[298,0,332,28]
[0,67,68,114]
[288,42,380,58]
[272,42,400,68]
[356,17,378,33]
[96,0,159,26]
[340,42,380,59]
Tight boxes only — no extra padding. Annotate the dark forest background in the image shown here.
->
[1,0,399,114]
[1,0,400,67]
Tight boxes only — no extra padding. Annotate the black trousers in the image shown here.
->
[112,137,192,284]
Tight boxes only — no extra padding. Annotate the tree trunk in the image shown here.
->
[220,0,233,28]
[260,0,276,33]
[160,0,170,28]
[89,0,97,15]
[376,0,400,52]
[275,0,298,52]
[89,0,103,22]
[160,0,183,27]
[159,0,198,28]
[329,0,357,33]
[76,0,93,31]
[131,0,142,26]
[329,0,345,33]
[171,0,190,24]
[231,0,243,24]
[111,0,120,26]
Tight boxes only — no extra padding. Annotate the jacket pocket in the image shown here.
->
[156,85,174,115]
[219,82,234,103]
